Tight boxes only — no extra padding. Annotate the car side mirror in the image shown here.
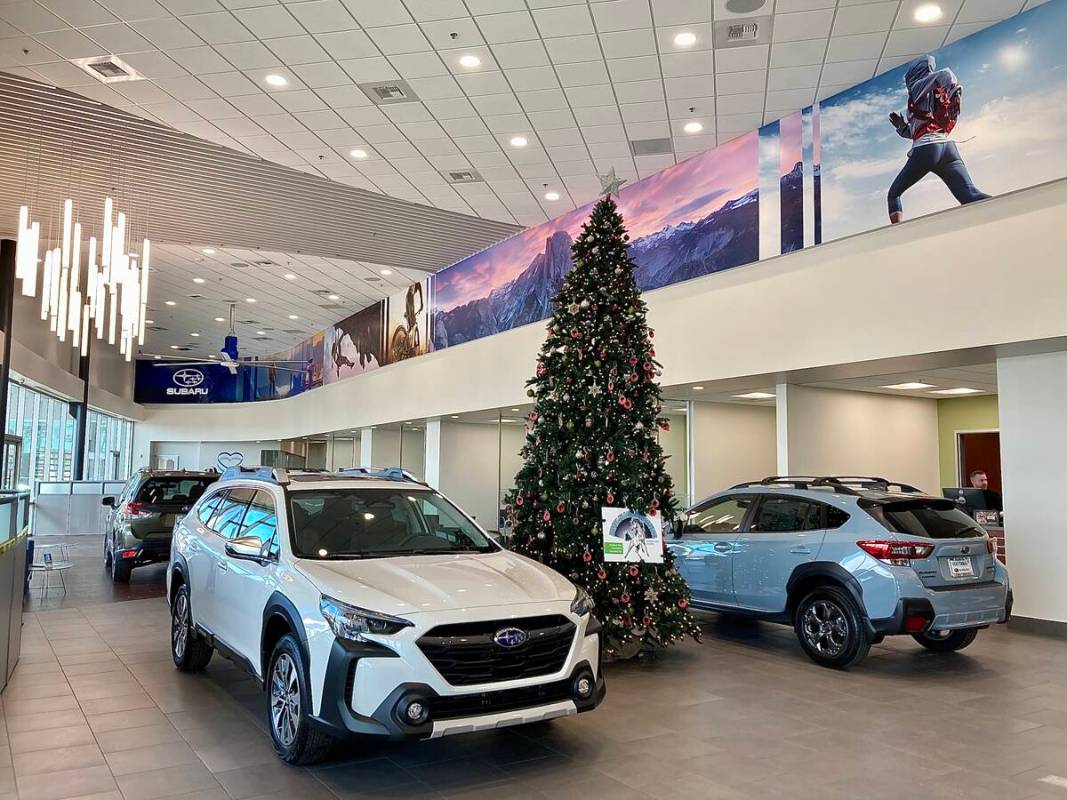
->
[225,535,271,562]
[102,496,116,507]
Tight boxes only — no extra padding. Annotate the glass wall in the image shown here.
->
[4,379,134,492]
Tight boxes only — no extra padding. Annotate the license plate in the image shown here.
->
[947,556,975,578]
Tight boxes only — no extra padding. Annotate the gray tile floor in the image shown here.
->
[5,535,1067,800]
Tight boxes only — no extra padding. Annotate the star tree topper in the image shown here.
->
[599,167,628,197]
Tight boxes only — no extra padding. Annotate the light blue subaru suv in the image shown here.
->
[670,476,1012,669]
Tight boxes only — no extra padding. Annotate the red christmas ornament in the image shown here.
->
[642,616,652,627]
[648,329,655,339]
[651,498,660,509]
[597,568,607,580]
[622,616,633,628]
[620,592,631,603]
[617,395,628,407]
[515,496,524,506]
[606,452,615,463]
[628,373,638,383]
[628,565,639,577]
[660,420,670,431]
[628,356,638,366]
[556,502,565,513]
[678,599,688,609]
[582,550,592,563]
[570,328,580,339]
[606,493,615,504]
[542,511,551,521]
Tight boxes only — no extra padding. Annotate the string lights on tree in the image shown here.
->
[15,195,150,362]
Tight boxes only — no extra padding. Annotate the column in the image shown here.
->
[997,350,1067,626]
[359,428,373,468]
[775,383,790,476]
[424,418,441,489]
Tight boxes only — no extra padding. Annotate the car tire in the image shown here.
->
[794,586,871,670]
[103,538,113,568]
[912,628,979,653]
[109,551,132,583]
[171,584,213,672]
[266,634,334,766]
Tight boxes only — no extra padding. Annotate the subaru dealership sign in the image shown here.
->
[135,362,237,404]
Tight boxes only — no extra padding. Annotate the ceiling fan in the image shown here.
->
[150,302,309,376]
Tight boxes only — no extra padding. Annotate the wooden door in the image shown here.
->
[958,431,1001,492]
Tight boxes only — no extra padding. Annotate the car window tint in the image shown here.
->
[136,477,216,505]
[826,506,850,530]
[683,496,752,535]
[196,492,224,525]
[240,491,278,546]
[863,500,982,539]
[750,497,823,533]
[210,488,255,538]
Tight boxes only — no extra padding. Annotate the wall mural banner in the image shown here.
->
[136,2,1067,404]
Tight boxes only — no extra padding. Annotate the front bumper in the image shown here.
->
[311,618,605,741]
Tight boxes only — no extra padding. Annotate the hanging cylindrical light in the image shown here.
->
[40,249,53,321]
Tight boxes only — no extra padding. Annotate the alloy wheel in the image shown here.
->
[801,599,850,657]
[172,593,189,660]
[270,653,300,747]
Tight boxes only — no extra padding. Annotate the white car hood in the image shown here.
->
[294,550,574,617]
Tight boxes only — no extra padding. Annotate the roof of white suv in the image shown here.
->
[217,466,428,493]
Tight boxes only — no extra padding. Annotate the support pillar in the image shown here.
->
[424,418,441,489]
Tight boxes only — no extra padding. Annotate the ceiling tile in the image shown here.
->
[168,44,233,73]
[767,64,821,91]
[716,69,766,95]
[716,91,763,114]
[158,0,223,13]
[185,96,243,118]
[228,91,284,116]
[469,92,522,115]
[613,78,663,103]
[819,59,877,85]
[773,9,835,42]
[600,28,656,59]
[180,11,253,44]
[770,38,828,68]
[476,11,538,43]
[607,55,660,82]
[337,56,399,82]
[491,40,549,69]
[418,17,484,49]
[366,23,431,55]
[555,60,609,87]
[833,2,899,36]
[531,5,594,37]
[272,88,328,112]
[198,69,260,95]
[314,83,369,107]
[544,34,599,64]
[340,0,411,27]
[31,60,97,86]
[455,69,510,95]
[660,51,713,78]
[883,25,949,56]
[0,2,67,34]
[264,34,330,64]
[714,44,769,72]
[287,0,356,34]
[765,86,815,111]
[505,64,558,91]
[516,87,568,110]
[81,22,155,53]
[40,0,119,27]
[214,40,281,69]
[895,0,964,28]
[405,74,463,99]
[290,60,350,88]
[94,0,171,21]
[590,0,652,33]
[403,0,468,22]
[826,32,889,62]
[35,28,108,58]
[154,74,216,99]
[957,0,1026,23]
[232,5,301,39]
[650,0,710,26]
[654,22,713,53]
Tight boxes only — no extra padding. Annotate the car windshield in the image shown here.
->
[136,477,216,505]
[288,488,495,559]
[862,499,983,539]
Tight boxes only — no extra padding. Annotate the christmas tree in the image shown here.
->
[508,189,700,657]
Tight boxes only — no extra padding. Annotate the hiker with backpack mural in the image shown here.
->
[886,55,990,224]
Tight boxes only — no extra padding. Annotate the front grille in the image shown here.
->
[417,615,576,686]
[428,678,572,720]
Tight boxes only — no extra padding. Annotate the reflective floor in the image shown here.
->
[5,535,1067,800]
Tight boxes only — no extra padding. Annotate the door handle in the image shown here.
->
[713,542,733,553]
[216,561,228,572]
[790,546,812,554]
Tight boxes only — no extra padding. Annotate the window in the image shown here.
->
[288,488,494,559]
[239,491,278,546]
[210,488,255,537]
[681,496,753,535]
[827,506,850,530]
[750,496,824,533]
[197,493,224,525]
[863,499,982,539]
[136,477,216,505]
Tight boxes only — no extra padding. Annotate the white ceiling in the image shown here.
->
[0,0,1045,229]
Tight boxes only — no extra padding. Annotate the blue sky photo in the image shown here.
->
[819,0,1067,240]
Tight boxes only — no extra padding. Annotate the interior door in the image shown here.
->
[668,495,755,606]
[958,431,1001,493]
[732,496,827,613]
[215,489,281,672]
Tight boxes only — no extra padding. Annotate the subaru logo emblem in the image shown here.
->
[493,627,528,648]
[961,546,971,554]
[173,368,205,388]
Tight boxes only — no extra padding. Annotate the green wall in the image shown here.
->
[937,396,1000,488]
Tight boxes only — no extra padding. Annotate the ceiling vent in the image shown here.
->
[147,325,167,332]
[230,261,250,268]
[319,303,343,310]
[630,137,673,157]
[253,336,272,341]
[186,293,204,299]
[72,55,144,84]
[714,16,772,47]
[440,168,484,184]
[237,319,259,325]
[358,79,419,105]
[364,276,382,282]
[312,289,333,296]
[253,259,274,266]
[283,329,303,334]
[171,345,193,352]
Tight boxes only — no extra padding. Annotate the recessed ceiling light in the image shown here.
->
[450,415,459,419]
[245,297,256,303]
[930,387,982,395]
[882,382,936,390]
[202,248,215,255]
[214,317,225,322]
[209,354,218,359]
[193,277,205,284]
[544,190,560,201]
[509,135,528,147]
[169,345,180,349]
[165,300,176,306]
[256,330,266,336]
[510,408,519,412]
[328,294,340,300]
[674,31,697,47]
[733,391,776,400]
[459,54,481,68]
[145,319,154,324]
[265,73,287,87]
[692,385,704,391]
[684,121,703,134]
[288,314,299,320]
[379,268,392,275]
[913,3,943,23]
[284,273,296,280]
[153,355,161,360]
[350,148,368,159]
[190,332,200,337]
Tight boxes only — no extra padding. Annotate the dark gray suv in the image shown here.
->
[102,469,218,582]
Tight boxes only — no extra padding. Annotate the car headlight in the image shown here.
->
[570,585,594,617]
[319,595,412,641]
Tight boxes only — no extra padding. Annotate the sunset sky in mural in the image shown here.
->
[434,131,759,312]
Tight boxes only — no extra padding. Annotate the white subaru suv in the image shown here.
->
[166,467,604,764]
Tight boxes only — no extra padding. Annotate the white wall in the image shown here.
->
[134,180,1067,450]
[997,351,1067,624]
[439,421,501,530]
[779,385,940,492]
[690,402,777,501]
[147,440,281,471]
[658,411,690,506]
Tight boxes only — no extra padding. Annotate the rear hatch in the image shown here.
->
[129,476,217,539]
[861,498,993,588]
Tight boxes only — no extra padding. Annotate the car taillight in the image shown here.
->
[857,540,934,566]
[985,538,995,556]
[123,502,151,519]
